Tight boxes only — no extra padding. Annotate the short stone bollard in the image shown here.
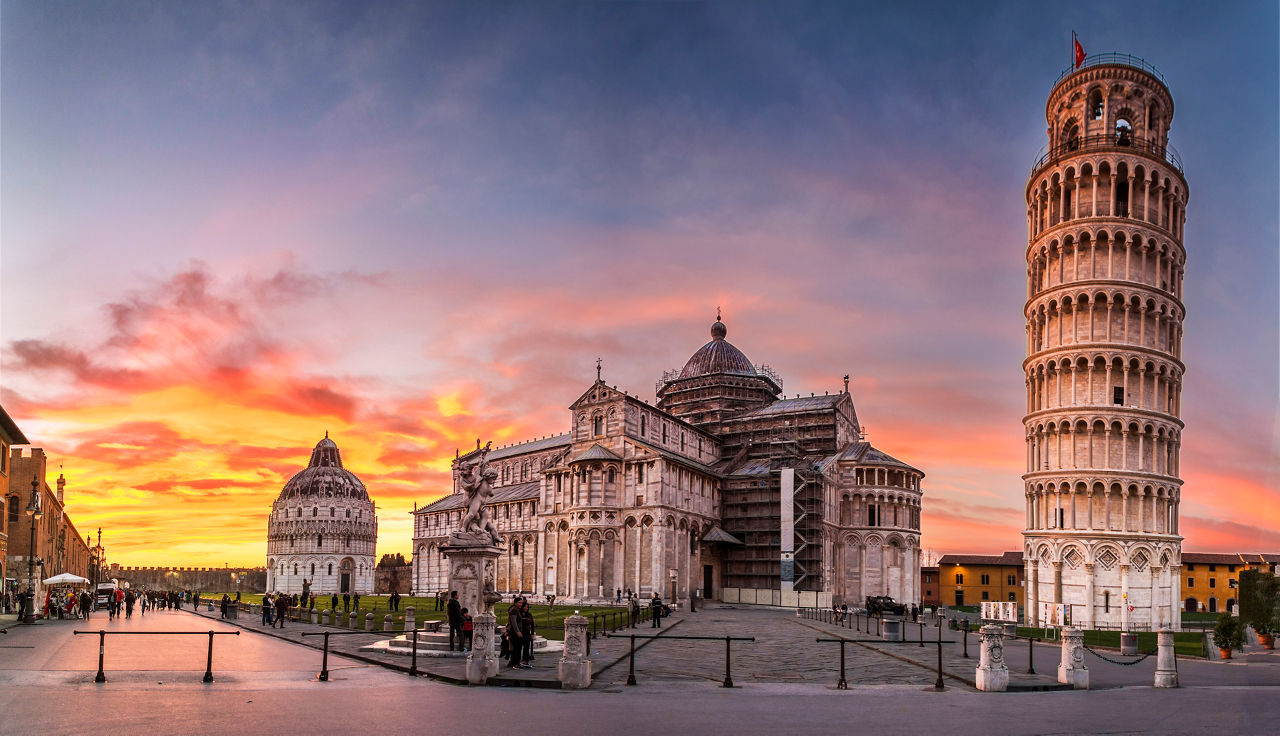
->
[975,624,1009,692]
[349,611,358,628]
[558,614,592,689]
[1002,623,1018,638]
[404,606,416,632]
[383,614,394,631]
[1057,626,1088,689]
[322,609,331,625]
[311,608,319,624]
[1154,627,1178,688]
[365,612,374,630]
[1120,632,1138,655]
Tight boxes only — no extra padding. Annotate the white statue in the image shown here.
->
[456,442,502,546]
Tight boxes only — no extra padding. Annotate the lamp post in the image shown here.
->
[23,476,43,624]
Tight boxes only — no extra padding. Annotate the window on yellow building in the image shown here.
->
[1209,579,1216,588]
[1007,575,1017,586]
[981,591,989,601]
[1186,563,1195,571]
[955,573,963,584]
[981,574,990,585]
[1188,577,1194,587]
[1008,592,1016,601]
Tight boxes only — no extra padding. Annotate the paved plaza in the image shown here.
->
[1,605,1278,735]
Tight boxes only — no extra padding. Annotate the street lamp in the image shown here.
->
[23,476,43,624]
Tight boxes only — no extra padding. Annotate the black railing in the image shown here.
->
[816,625,957,691]
[72,629,240,683]
[1052,53,1167,89]
[300,629,391,681]
[605,633,754,687]
[1031,133,1183,176]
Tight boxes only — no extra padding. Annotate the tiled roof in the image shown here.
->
[829,441,922,474]
[488,434,571,461]
[702,526,744,545]
[1182,552,1280,565]
[0,403,29,444]
[417,481,541,513]
[629,438,721,476]
[938,552,1024,567]
[734,394,842,418]
[571,443,621,463]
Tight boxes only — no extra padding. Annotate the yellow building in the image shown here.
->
[937,552,1023,608]
[1181,553,1278,614]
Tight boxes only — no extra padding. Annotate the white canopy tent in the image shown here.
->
[42,573,90,585]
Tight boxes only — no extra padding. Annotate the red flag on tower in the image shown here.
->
[1073,33,1086,69]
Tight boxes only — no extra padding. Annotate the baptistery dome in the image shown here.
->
[266,435,377,595]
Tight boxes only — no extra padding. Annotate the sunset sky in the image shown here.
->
[2,2,1276,567]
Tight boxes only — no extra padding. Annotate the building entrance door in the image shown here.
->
[955,590,965,606]
[703,565,713,599]
[340,557,354,593]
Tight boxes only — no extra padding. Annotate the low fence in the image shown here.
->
[72,629,240,683]
[721,588,831,608]
[604,633,755,687]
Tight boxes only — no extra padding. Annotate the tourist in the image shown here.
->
[80,589,93,620]
[343,592,351,612]
[390,591,400,612]
[331,593,339,613]
[506,601,526,669]
[274,593,290,628]
[446,591,463,651]
[434,591,442,611]
[629,594,640,628]
[520,600,536,665]
[124,590,136,619]
[650,592,663,628]
[352,592,360,611]
[461,608,473,652]
[616,588,621,604]
[262,594,274,626]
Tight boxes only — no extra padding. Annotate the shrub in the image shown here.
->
[1212,613,1244,650]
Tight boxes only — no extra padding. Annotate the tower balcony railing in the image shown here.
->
[1030,132,1183,177]
[1053,53,1168,89]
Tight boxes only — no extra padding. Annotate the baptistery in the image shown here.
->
[266,435,377,595]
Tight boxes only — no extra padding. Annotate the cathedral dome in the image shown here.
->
[277,435,369,502]
[678,318,757,379]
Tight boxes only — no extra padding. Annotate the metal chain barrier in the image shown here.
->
[1082,643,1154,665]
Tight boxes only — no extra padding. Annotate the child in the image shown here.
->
[461,608,474,652]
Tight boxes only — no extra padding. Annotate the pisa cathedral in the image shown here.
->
[266,436,378,595]
[1022,54,1187,630]
[413,316,925,607]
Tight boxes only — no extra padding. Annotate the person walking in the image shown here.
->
[343,592,350,613]
[446,591,463,651]
[650,592,663,628]
[80,590,93,620]
[616,588,622,604]
[506,601,527,669]
[220,594,230,620]
[352,592,360,611]
[629,594,640,628]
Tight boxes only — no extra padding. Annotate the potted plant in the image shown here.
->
[1253,612,1276,650]
[1213,613,1244,658]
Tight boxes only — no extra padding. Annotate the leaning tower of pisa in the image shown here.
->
[1021,53,1188,631]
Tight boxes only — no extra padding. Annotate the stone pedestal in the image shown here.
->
[1120,632,1138,655]
[558,614,592,689]
[881,618,903,642]
[975,624,1009,692]
[365,613,374,630]
[322,609,331,625]
[383,614,394,631]
[404,606,416,632]
[310,608,318,624]
[1057,626,1089,689]
[1002,623,1018,637]
[349,612,358,628]
[1154,627,1179,688]
[442,537,503,685]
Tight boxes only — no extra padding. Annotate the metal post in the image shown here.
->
[319,632,331,681]
[963,628,969,658]
[934,618,944,690]
[919,622,925,647]
[722,636,734,688]
[837,640,848,689]
[1027,636,1035,675]
[95,630,107,683]
[626,634,637,686]
[203,631,215,683]
[409,625,419,677]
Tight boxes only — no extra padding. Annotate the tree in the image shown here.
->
[1239,569,1277,636]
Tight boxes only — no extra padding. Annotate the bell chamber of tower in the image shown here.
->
[1021,54,1188,632]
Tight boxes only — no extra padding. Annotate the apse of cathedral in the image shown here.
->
[412,317,924,606]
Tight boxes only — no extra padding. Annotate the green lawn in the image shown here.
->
[1015,626,1205,658]
[199,593,629,641]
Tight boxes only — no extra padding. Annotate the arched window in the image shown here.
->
[294,564,299,575]
[636,464,645,484]
[310,563,316,575]
[330,507,334,517]
[346,509,351,518]
[607,468,616,484]
[512,540,520,555]
[345,535,351,548]
[1115,118,1132,146]
[680,433,686,451]
[640,415,646,437]
[1104,590,1111,612]
[312,507,318,517]
[317,534,323,548]
[1088,89,1103,120]
[593,415,603,436]
[1064,122,1079,151]
[328,563,333,575]
[662,425,668,443]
